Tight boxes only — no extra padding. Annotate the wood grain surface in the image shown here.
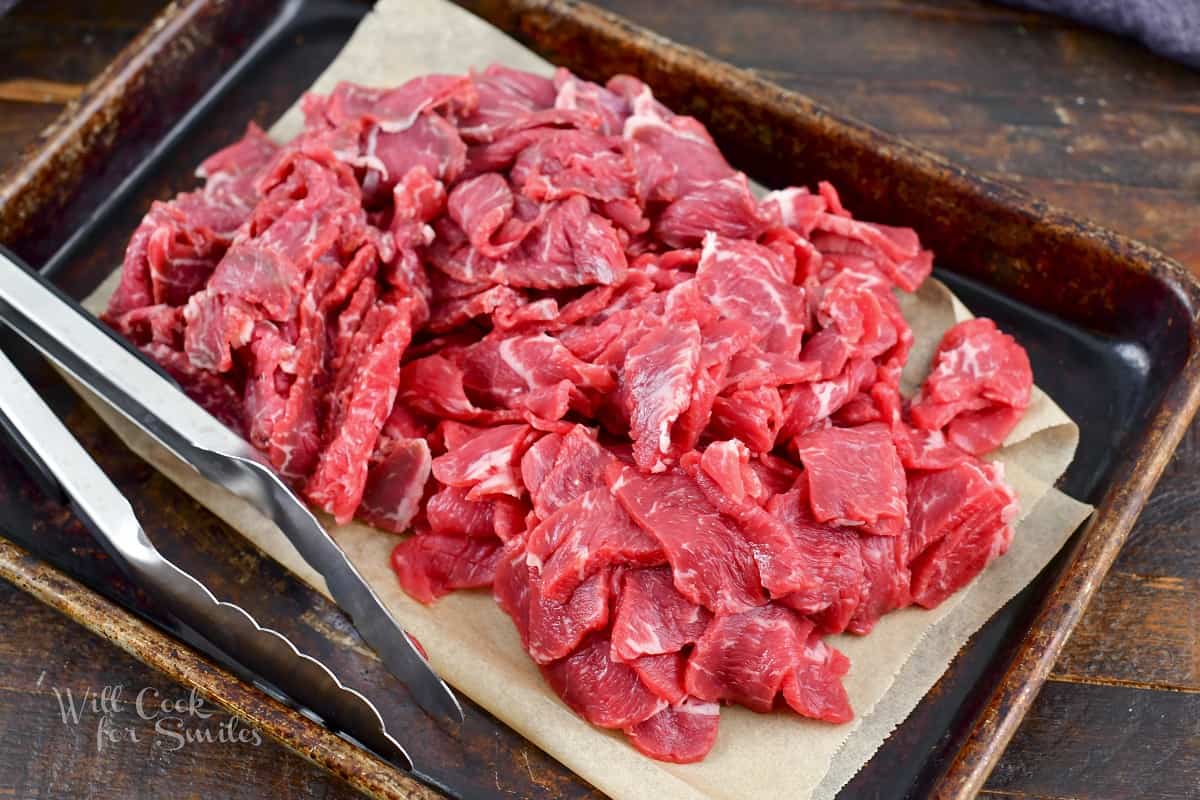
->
[1,1,1199,798]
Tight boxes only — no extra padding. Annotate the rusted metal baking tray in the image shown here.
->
[2,1,1198,798]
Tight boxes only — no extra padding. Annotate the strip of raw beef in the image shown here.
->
[696,439,765,506]
[686,604,811,712]
[446,173,529,258]
[519,432,565,499]
[630,652,688,704]
[461,332,614,419]
[106,201,226,318]
[681,448,857,630]
[398,353,517,423]
[428,278,517,330]
[197,122,280,211]
[620,76,736,201]
[540,634,667,729]
[526,568,612,664]
[103,304,182,347]
[817,279,900,363]
[241,308,322,482]
[907,458,1019,608]
[866,382,971,471]
[183,154,367,374]
[303,76,477,133]
[430,423,533,500]
[491,497,528,542]
[723,347,822,392]
[610,567,712,661]
[425,195,628,289]
[352,107,469,196]
[780,357,878,439]
[670,316,759,455]
[510,129,639,207]
[709,387,785,454]
[847,534,911,635]
[624,699,720,763]
[553,69,631,136]
[530,425,617,518]
[780,633,854,723]
[622,318,701,472]
[306,298,415,522]
[357,437,431,533]
[799,327,853,382]
[766,486,865,633]
[457,65,566,142]
[437,420,488,451]
[390,532,504,604]
[695,233,807,357]
[810,189,932,292]
[910,318,1033,454]
[608,463,765,614]
[752,453,803,496]
[761,186,826,237]
[656,174,767,247]
[425,485,495,538]
[525,488,664,602]
[492,535,535,648]
[792,422,907,537]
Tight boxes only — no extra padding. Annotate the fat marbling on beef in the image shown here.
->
[104,63,1034,763]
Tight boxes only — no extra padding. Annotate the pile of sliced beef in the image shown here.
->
[104,65,1032,763]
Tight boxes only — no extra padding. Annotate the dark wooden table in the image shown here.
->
[2,1,1198,798]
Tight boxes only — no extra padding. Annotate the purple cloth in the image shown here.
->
[999,0,1200,69]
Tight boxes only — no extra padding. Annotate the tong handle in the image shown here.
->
[0,358,66,505]
[0,345,155,566]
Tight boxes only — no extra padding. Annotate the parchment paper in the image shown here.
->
[76,2,1093,797]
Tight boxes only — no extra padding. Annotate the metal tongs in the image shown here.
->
[0,248,462,769]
